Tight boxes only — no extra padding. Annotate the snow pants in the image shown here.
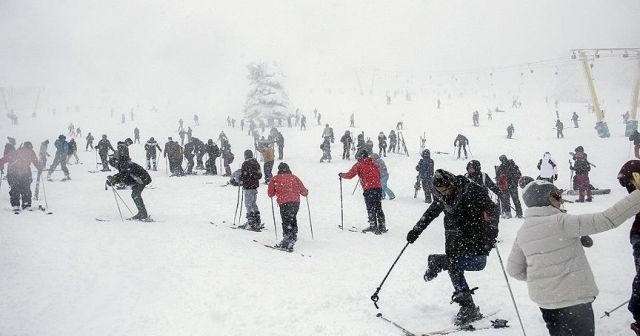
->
[501,185,523,217]
[279,202,299,244]
[457,145,467,159]
[575,174,592,201]
[131,184,147,217]
[205,157,217,175]
[146,151,157,170]
[421,177,435,203]
[539,302,594,336]
[264,161,274,183]
[244,188,259,215]
[185,155,195,174]
[99,152,109,171]
[342,145,350,160]
[380,174,395,200]
[630,247,640,322]
[7,173,33,208]
[48,153,69,177]
[277,144,284,160]
[363,188,385,229]
[379,145,386,157]
[86,140,93,151]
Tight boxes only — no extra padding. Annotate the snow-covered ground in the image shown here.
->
[1,89,638,335]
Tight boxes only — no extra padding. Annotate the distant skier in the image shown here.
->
[321,124,334,143]
[95,135,115,171]
[144,137,162,171]
[300,115,307,130]
[257,138,275,184]
[178,128,186,146]
[106,157,152,220]
[193,114,199,126]
[496,155,523,218]
[406,169,499,326]
[350,113,355,127]
[416,149,435,203]
[164,137,184,177]
[38,140,50,168]
[340,130,353,160]
[472,111,479,127]
[204,139,220,175]
[453,134,469,159]
[238,150,262,230]
[388,130,397,153]
[121,113,126,124]
[571,112,580,128]
[134,128,140,144]
[555,119,564,138]
[319,137,332,163]
[275,130,285,160]
[506,124,514,139]
[536,152,558,184]
[178,118,184,131]
[630,130,640,159]
[47,135,71,181]
[571,146,592,202]
[371,153,395,200]
[67,138,79,164]
[377,131,387,157]
[339,150,387,234]
[221,139,234,176]
[193,137,206,170]
[0,141,43,211]
[186,127,193,143]
[267,162,309,251]
[85,132,94,151]
[183,139,196,175]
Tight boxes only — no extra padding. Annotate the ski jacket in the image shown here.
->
[322,127,334,142]
[416,157,434,180]
[275,133,284,147]
[240,158,262,190]
[115,142,130,162]
[454,135,468,147]
[630,131,640,146]
[507,191,640,309]
[378,134,387,148]
[412,175,499,257]
[144,141,161,154]
[496,160,522,188]
[340,157,382,191]
[0,147,41,176]
[205,143,220,158]
[68,140,77,154]
[86,134,94,142]
[258,144,275,162]
[184,142,195,159]
[267,173,309,205]
[537,154,558,179]
[571,152,590,174]
[164,141,182,159]
[54,138,69,156]
[464,171,502,198]
[556,120,564,130]
[112,161,152,186]
[371,153,388,177]
[389,133,397,145]
[96,139,115,155]
[340,134,353,148]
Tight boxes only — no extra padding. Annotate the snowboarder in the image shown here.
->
[0,141,43,211]
[238,149,262,230]
[133,127,140,144]
[555,119,564,138]
[47,135,71,181]
[85,132,94,151]
[106,157,152,220]
[377,132,387,157]
[371,153,395,200]
[507,179,640,336]
[571,112,580,128]
[495,155,523,218]
[416,149,435,203]
[95,135,115,171]
[406,169,499,326]
[453,134,469,159]
[536,152,558,184]
[340,130,353,160]
[388,130,397,153]
[339,150,387,234]
[506,124,514,139]
[267,162,309,250]
[204,139,220,175]
[164,137,184,177]
[571,146,592,202]
[144,137,162,171]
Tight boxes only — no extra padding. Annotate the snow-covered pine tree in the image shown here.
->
[243,62,289,123]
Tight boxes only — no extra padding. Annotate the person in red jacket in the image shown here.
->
[267,162,309,250]
[0,141,43,211]
[339,149,387,234]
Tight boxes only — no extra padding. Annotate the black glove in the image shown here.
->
[338,173,343,179]
[554,174,558,181]
[580,236,593,248]
[407,228,422,243]
[106,175,115,186]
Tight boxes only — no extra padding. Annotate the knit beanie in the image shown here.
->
[521,180,559,207]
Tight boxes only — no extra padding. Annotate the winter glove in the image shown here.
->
[580,236,593,248]
[105,175,115,186]
[338,173,343,179]
[554,174,558,181]
[406,228,422,243]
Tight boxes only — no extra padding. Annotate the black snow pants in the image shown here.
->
[7,173,33,208]
[363,188,385,229]
[280,202,300,243]
[131,184,147,217]
[539,302,594,336]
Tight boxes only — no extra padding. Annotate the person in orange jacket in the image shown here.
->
[268,162,309,250]
[0,141,43,211]
[339,149,387,234]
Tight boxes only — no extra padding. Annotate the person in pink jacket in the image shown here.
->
[268,162,308,251]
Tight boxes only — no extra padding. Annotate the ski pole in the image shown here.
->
[41,173,49,209]
[305,196,314,239]
[0,170,3,192]
[109,183,124,222]
[467,144,473,157]
[371,242,410,309]
[239,188,244,223]
[339,177,344,230]
[494,245,527,336]
[270,197,278,240]
[351,177,360,195]
[95,149,99,170]
[601,299,630,318]
[165,157,168,176]
[112,186,135,216]
[233,185,241,225]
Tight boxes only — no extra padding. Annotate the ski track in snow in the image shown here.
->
[0,91,637,335]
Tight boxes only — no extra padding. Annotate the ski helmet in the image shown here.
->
[421,149,430,158]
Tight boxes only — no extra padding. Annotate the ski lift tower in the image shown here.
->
[571,48,640,138]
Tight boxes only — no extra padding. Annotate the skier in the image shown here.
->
[464,160,502,201]
[76,128,82,138]
[629,129,640,159]
[186,127,193,143]
[133,127,140,144]
[47,135,71,181]
[472,111,479,127]
[555,119,564,138]
[416,149,435,203]
[267,162,309,251]
[95,135,115,171]
[571,146,592,202]
[183,138,196,175]
[106,157,152,220]
[300,115,307,131]
[356,133,365,154]
[536,152,558,184]
[85,132,94,151]
[204,139,220,175]
[406,169,499,326]
[350,113,355,127]
[371,153,395,200]
[121,113,125,124]
[144,137,162,171]
[114,138,133,163]
[319,137,332,163]
[507,179,640,336]
[377,131,387,157]
[193,114,199,126]
[67,123,75,137]
[317,112,322,126]
[506,124,514,139]
[38,140,50,168]
[238,149,262,230]
[248,119,256,136]
[321,124,334,143]
[495,155,523,218]
[164,137,184,176]
[487,109,492,120]
[4,137,16,158]
[178,128,186,146]
[388,130,397,153]
[221,139,234,176]
[365,138,374,154]
[257,137,275,184]
[178,118,184,131]
[571,112,580,128]
[454,134,469,159]
[193,137,206,170]
[67,138,79,164]
[340,130,353,160]
[0,141,43,211]
[338,150,387,234]
[274,130,285,160]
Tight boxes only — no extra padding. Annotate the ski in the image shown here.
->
[126,217,157,222]
[252,239,310,257]
[419,311,504,335]
[95,218,111,222]
[212,221,267,231]
[376,313,417,336]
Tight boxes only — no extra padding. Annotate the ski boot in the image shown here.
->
[238,212,253,229]
[250,212,262,231]
[375,224,388,235]
[61,175,71,181]
[451,288,483,326]
[362,225,377,233]
[424,254,450,281]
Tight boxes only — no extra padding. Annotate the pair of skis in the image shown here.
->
[377,311,508,335]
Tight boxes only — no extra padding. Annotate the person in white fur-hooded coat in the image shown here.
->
[536,152,558,184]
[507,178,640,336]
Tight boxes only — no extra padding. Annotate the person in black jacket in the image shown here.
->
[193,137,206,170]
[106,158,152,220]
[415,149,435,203]
[630,130,640,159]
[144,137,162,171]
[340,130,353,160]
[465,160,502,205]
[571,146,592,202]
[454,134,469,159]
[95,135,115,171]
[496,155,523,218]
[406,169,499,326]
[183,139,195,175]
[239,149,262,230]
[204,139,220,175]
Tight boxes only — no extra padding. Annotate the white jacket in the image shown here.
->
[537,153,557,179]
[507,190,640,309]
